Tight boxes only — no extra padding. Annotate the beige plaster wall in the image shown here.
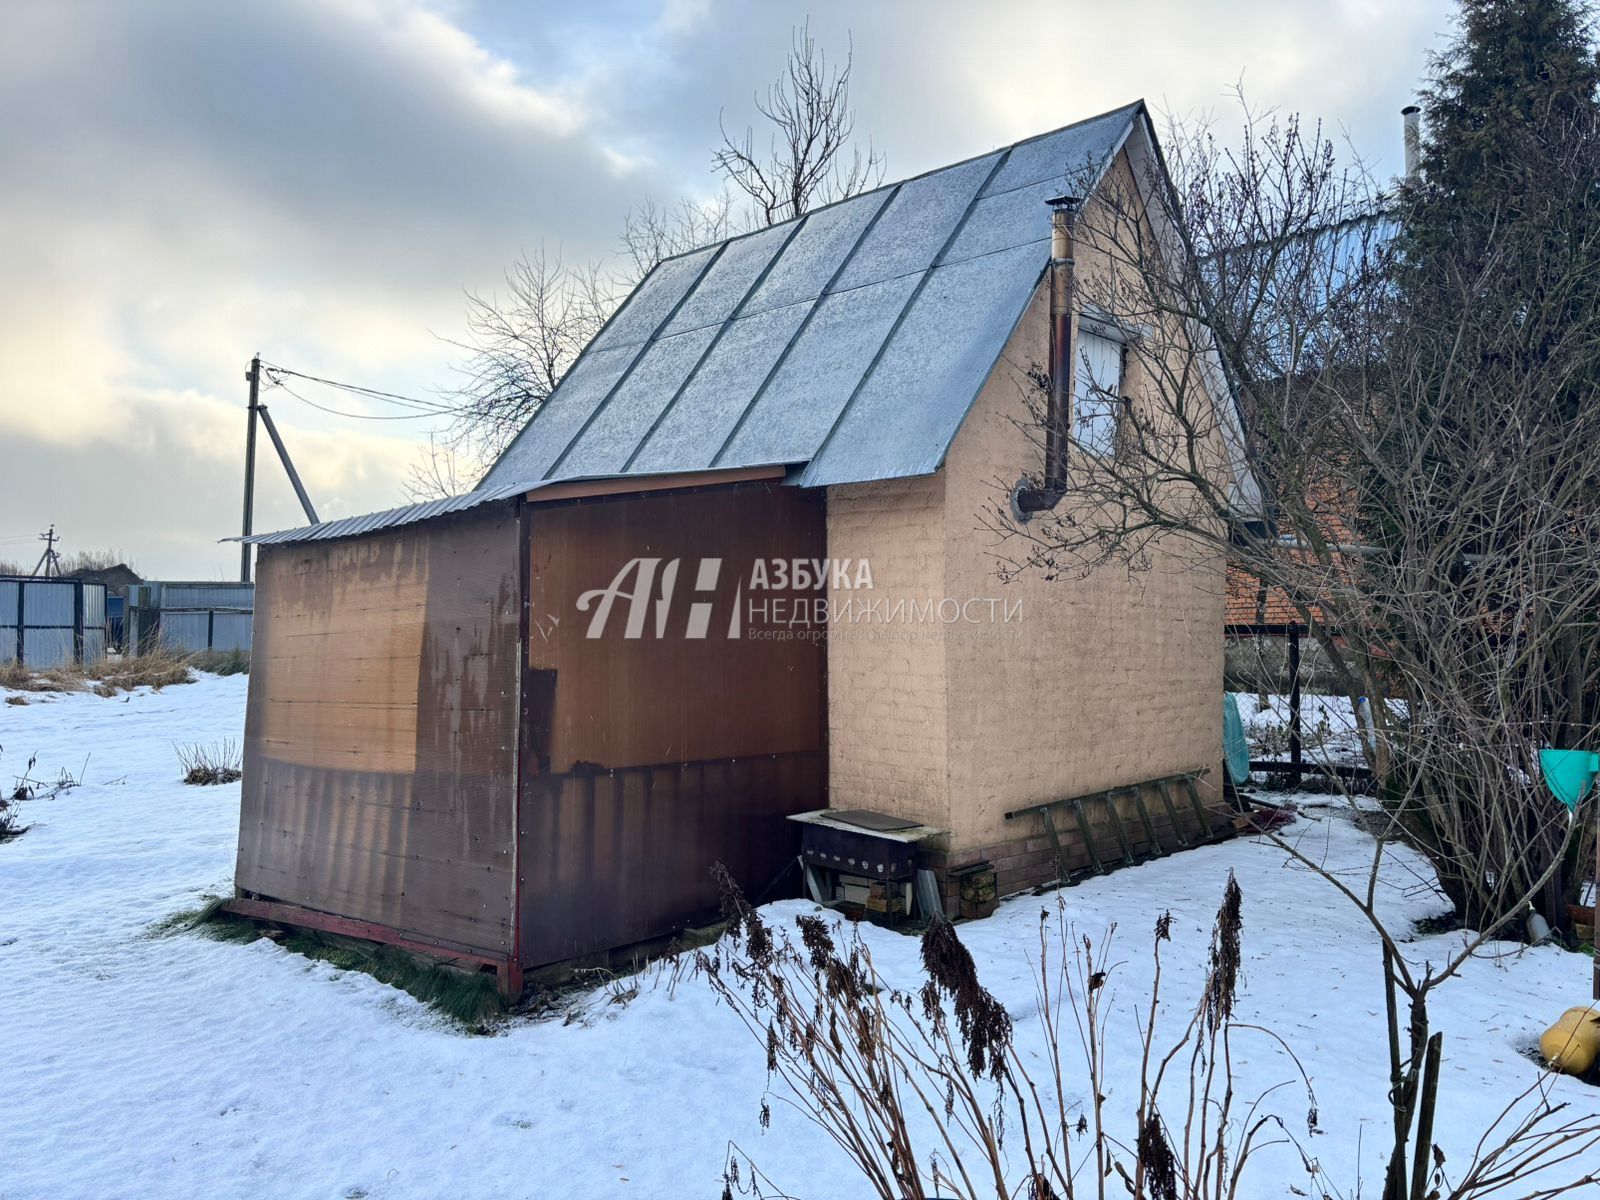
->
[823,471,952,831]
[823,147,1229,859]
[938,287,1226,849]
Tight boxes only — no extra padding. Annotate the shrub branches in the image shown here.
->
[705,866,1329,1200]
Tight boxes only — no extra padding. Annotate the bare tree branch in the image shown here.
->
[714,21,885,226]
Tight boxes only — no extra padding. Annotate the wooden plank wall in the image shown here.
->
[236,508,521,958]
[519,482,828,966]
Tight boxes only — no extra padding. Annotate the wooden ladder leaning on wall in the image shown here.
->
[1004,770,1229,889]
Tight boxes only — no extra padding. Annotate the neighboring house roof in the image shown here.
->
[63,563,143,593]
[482,100,1145,493]
[244,100,1264,547]
[1226,565,1326,628]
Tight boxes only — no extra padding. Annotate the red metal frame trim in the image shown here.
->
[223,897,522,998]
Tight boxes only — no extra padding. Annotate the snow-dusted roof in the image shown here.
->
[481,101,1145,492]
[242,100,1263,546]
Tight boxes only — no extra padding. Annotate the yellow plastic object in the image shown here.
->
[1539,1005,1600,1075]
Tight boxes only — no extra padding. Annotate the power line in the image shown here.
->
[267,377,444,421]
[259,362,457,417]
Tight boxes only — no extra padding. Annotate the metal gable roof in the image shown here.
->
[481,100,1145,493]
[245,101,1251,549]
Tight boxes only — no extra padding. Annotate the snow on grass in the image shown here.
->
[2,677,1597,1198]
[1232,688,1374,766]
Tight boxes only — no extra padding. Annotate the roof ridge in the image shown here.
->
[639,99,1146,272]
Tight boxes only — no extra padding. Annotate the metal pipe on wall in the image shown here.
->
[1013,194,1082,517]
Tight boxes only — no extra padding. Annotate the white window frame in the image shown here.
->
[1072,324,1127,459]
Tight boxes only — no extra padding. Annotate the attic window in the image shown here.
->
[1073,330,1125,457]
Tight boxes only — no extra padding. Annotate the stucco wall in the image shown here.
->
[823,147,1228,867]
[823,472,951,831]
[938,284,1226,850]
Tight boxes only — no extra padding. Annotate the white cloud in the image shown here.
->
[0,0,1457,577]
[320,0,587,134]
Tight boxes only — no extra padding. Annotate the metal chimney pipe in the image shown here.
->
[1402,105,1422,183]
[1013,195,1081,518]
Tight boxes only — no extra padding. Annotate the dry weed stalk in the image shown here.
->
[175,740,242,786]
[0,650,193,696]
[706,866,1331,1200]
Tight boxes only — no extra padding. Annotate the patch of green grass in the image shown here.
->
[152,897,505,1029]
[148,895,254,940]
[276,934,507,1028]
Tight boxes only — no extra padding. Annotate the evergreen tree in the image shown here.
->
[1399,0,1600,392]
[1416,0,1599,211]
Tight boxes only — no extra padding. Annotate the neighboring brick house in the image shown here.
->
[234,100,1259,991]
[1224,473,1355,696]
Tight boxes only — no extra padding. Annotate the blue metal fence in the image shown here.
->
[0,577,108,666]
[127,582,254,654]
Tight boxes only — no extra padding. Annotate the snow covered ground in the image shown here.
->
[1233,689,1374,767]
[2,677,1597,1199]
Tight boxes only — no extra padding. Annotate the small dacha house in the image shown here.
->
[232,101,1257,995]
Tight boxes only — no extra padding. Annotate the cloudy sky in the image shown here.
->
[0,0,1455,579]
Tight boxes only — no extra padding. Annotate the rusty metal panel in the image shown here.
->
[236,507,522,958]
[518,481,828,967]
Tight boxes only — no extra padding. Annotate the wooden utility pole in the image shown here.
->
[241,355,261,583]
[31,525,61,577]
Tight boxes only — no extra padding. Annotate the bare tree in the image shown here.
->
[714,21,885,227]
[427,25,882,481]
[402,431,474,503]
[617,192,739,289]
[423,246,612,486]
[982,94,1600,1200]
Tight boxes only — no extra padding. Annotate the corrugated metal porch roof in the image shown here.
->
[235,480,532,545]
